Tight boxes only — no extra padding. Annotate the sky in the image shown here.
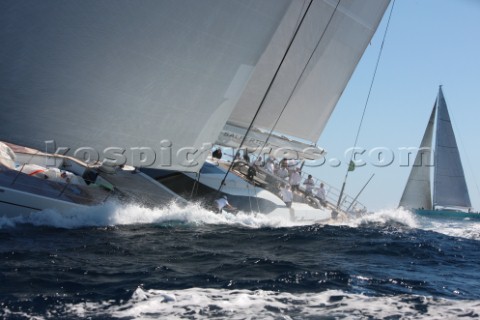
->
[310,0,480,211]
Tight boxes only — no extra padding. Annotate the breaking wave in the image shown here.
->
[0,201,317,229]
[2,204,480,241]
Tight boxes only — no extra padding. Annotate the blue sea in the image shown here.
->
[1,203,479,319]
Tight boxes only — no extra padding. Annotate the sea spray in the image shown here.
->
[350,207,419,229]
[4,205,480,242]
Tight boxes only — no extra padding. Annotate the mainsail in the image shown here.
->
[0,0,294,172]
[221,0,390,151]
[399,86,471,211]
[433,87,471,209]
[399,106,435,210]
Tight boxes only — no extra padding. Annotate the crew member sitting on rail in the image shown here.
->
[303,174,315,197]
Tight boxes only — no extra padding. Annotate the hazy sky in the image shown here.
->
[311,0,480,211]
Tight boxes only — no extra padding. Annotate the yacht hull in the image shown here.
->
[268,202,333,223]
[0,184,86,218]
[415,209,480,220]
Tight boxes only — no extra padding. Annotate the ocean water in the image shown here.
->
[1,203,480,319]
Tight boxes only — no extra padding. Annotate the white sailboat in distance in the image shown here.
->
[399,86,478,219]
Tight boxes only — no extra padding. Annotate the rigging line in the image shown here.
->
[247,183,253,213]
[254,184,261,212]
[217,0,315,193]
[352,0,396,152]
[190,171,201,199]
[336,0,396,208]
[251,0,312,161]
[257,0,341,159]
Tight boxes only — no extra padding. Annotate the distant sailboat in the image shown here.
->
[399,86,477,218]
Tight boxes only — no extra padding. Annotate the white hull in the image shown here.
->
[0,184,86,218]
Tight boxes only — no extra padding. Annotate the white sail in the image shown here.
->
[0,0,294,172]
[433,87,471,209]
[223,0,390,148]
[399,106,435,210]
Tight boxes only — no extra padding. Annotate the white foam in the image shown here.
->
[3,203,480,241]
[0,201,319,229]
[337,207,420,229]
[62,287,480,319]
[348,207,480,241]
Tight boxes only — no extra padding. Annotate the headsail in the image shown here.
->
[221,0,390,152]
[433,87,471,209]
[399,106,435,210]
[0,0,294,172]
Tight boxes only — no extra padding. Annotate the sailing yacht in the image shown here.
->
[0,1,390,217]
[399,86,478,219]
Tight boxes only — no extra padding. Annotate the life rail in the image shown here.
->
[222,152,367,214]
